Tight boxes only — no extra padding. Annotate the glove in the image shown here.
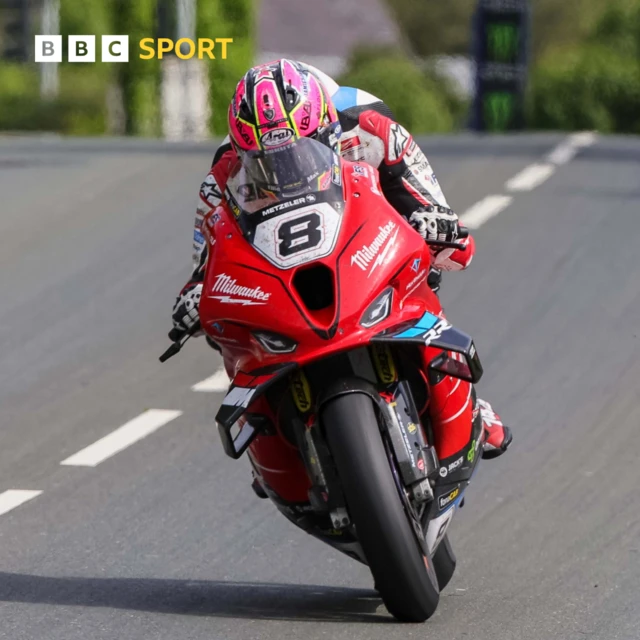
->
[409,205,459,244]
[170,283,203,339]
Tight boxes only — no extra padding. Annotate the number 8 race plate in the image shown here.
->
[253,203,342,269]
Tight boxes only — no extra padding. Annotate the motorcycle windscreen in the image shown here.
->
[226,137,346,270]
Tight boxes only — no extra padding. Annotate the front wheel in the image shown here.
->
[321,392,440,622]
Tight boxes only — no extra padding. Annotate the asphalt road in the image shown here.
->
[1,132,639,640]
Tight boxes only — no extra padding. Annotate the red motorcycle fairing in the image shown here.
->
[200,155,443,501]
[200,159,441,377]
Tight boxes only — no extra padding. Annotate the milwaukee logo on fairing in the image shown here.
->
[211,273,271,305]
[350,221,398,275]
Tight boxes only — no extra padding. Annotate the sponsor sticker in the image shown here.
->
[440,455,464,477]
[467,439,477,463]
[422,319,452,346]
[405,268,428,296]
[331,163,342,186]
[341,136,361,152]
[341,135,363,160]
[211,273,271,306]
[261,128,295,148]
[438,486,460,511]
[261,196,314,217]
[439,455,464,478]
[350,220,399,277]
[371,343,398,384]
[291,370,312,413]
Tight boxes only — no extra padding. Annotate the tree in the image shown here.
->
[198,0,255,135]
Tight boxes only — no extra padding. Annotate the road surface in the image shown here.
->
[1,132,639,639]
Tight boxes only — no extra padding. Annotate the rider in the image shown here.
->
[171,59,512,462]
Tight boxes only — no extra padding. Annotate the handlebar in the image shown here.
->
[159,322,200,363]
[160,225,470,362]
[425,225,469,251]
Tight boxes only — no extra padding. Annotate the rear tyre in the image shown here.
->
[322,392,440,622]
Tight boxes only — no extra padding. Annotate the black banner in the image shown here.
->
[472,0,531,131]
[1,0,31,62]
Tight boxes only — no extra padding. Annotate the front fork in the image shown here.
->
[377,381,440,503]
[290,346,482,539]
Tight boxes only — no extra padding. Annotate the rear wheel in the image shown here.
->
[322,392,440,622]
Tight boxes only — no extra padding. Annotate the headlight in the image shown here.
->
[360,288,393,328]
[253,330,298,354]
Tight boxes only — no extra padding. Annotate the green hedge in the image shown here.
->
[529,1,640,133]
[338,48,458,133]
[0,64,107,134]
[198,0,255,135]
[589,0,640,58]
[530,46,640,133]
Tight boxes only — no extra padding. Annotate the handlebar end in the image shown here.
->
[159,342,181,363]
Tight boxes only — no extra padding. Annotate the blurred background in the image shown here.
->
[1,0,639,139]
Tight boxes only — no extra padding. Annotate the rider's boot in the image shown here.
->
[477,398,512,460]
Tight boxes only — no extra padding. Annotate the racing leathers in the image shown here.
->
[172,67,511,463]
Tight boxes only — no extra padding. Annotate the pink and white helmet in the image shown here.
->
[228,59,340,155]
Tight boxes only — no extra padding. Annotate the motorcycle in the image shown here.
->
[160,137,485,622]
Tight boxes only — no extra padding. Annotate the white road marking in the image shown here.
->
[547,131,598,165]
[60,409,182,467]
[547,141,577,166]
[192,368,230,392]
[459,132,597,230]
[569,131,598,147]
[0,490,43,516]
[506,163,556,192]
[460,195,513,230]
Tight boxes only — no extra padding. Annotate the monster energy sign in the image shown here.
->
[472,0,530,131]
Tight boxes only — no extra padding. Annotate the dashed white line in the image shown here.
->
[547,131,598,166]
[60,409,182,467]
[569,131,598,148]
[460,195,513,230]
[546,141,577,166]
[192,368,230,392]
[0,490,43,516]
[460,132,597,229]
[506,163,556,192]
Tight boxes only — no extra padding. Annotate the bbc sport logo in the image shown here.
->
[34,35,234,62]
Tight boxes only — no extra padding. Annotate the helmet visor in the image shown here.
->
[240,137,337,199]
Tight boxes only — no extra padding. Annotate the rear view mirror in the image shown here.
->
[429,349,482,384]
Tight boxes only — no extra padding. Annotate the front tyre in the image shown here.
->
[322,392,440,622]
